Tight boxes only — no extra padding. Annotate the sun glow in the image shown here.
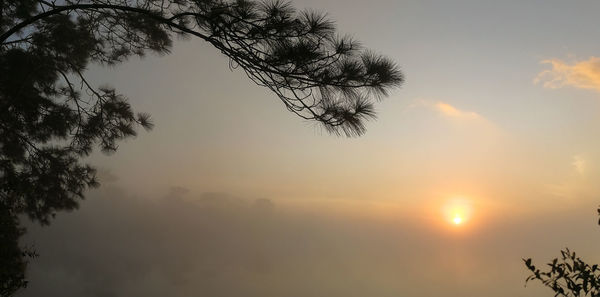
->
[452,215,462,225]
[442,197,473,227]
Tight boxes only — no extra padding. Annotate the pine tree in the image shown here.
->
[0,0,403,294]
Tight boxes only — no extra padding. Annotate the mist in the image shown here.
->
[17,184,600,297]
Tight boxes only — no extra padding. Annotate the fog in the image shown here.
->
[17,184,600,297]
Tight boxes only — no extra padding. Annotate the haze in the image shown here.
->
[17,1,600,297]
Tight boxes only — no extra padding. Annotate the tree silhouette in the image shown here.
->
[523,207,600,297]
[0,0,403,294]
[0,206,36,297]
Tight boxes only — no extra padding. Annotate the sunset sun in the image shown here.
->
[452,215,463,225]
[441,197,473,227]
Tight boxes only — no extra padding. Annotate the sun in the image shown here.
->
[452,215,463,225]
[441,197,473,227]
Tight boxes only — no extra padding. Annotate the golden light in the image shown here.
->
[452,215,462,225]
[442,197,473,227]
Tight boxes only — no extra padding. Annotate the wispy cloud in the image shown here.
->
[572,155,586,176]
[409,99,484,121]
[546,154,596,200]
[434,102,482,120]
[535,57,600,92]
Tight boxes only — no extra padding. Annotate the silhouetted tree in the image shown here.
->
[0,0,403,294]
[0,204,36,297]
[524,207,600,297]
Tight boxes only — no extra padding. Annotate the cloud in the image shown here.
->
[572,155,586,176]
[434,102,482,120]
[535,57,600,92]
[408,99,484,121]
[545,154,599,199]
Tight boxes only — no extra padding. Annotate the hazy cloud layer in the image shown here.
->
[545,154,600,200]
[434,102,482,120]
[409,99,484,121]
[535,57,600,92]
[16,187,600,297]
[572,155,586,176]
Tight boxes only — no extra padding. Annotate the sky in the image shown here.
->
[16,1,600,297]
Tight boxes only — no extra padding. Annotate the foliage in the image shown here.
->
[524,207,600,297]
[0,0,402,294]
[0,204,36,297]
[1,0,402,224]
[524,249,600,297]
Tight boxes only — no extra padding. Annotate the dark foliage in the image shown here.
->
[0,204,36,297]
[0,0,402,294]
[1,0,402,223]
[524,207,600,297]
